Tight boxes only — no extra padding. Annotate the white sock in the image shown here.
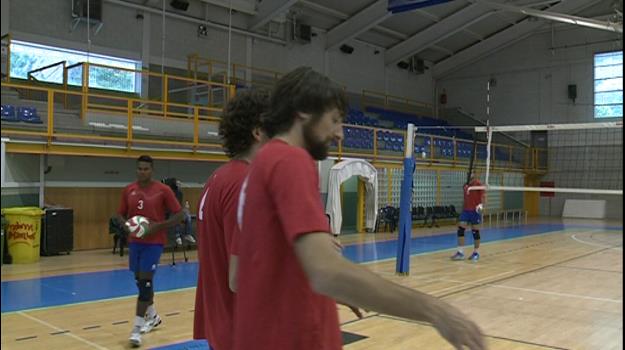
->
[134,316,145,328]
[457,248,464,254]
[146,305,157,318]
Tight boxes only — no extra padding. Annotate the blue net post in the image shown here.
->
[395,124,416,275]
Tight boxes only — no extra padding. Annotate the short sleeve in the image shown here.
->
[269,153,330,244]
[223,182,242,255]
[118,187,128,217]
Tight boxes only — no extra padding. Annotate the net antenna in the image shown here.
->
[468,121,623,195]
[396,123,416,275]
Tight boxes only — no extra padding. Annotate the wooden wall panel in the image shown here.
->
[45,187,204,251]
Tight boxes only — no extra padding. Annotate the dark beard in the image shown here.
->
[303,121,329,161]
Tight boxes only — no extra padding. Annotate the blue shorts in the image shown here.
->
[129,243,164,273]
[459,210,482,225]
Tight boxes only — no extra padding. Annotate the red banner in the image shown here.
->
[540,181,555,197]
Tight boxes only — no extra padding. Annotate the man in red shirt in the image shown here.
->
[451,175,486,262]
[234,67,486,350]
[193,90,269,350]
[117,155,184,347]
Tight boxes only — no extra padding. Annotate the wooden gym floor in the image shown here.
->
[1,218,622,349]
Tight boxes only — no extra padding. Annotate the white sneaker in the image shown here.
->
[140,314,162,334]
[184,235,196,244]
[175,237,182,246]
[129,328,142,347]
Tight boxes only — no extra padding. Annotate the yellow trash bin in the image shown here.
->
[1,207,44,264]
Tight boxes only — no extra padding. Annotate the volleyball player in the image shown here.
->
[117,155,184,347]
[234,67,485,350]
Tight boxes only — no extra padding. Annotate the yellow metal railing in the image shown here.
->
[361,89,434,116]
[330,123,546,173]
[2,81,547,170]
[1,82,225,152]
[232,62,282,90]
[188,54,347,92]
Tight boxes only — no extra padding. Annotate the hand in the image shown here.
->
[141,222,158,237]
[338,301,365,319]
[431,303,487,350]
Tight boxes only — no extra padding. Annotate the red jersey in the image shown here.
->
[117,181,181,245]
[463,179,484,211]
[233,139,341,350]
[193,160,249,350]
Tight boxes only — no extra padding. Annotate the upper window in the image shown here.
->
[594,51,623,119]
[10,40,141,94]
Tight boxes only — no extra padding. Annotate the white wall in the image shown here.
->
[7,0,433,102]
[438,25,623,219]
[1,0,9,36]
[4,153,220,187]
[438,26,622,125]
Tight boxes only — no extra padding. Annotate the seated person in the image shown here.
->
[162,178,196,245]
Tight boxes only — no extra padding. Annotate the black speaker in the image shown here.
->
[293,23,312,43]
[170,0,189,11]
[397,61,410,70]
[568,84,577,103]
[339,44,354,54]
[41,208,73,256]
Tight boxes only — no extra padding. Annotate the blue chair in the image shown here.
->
[18,107,43,124]
[1,105,19,122]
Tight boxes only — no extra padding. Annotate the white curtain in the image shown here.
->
[325,159,378,235]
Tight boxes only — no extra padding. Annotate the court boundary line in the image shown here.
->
[433,278,622,303]
[3,228,616,315]
[364,315,572,350]
[360,227,573,266]
[571,233,623,250]
[17,311,109,350]
[1,287,196,316]
[2,228,580,314]
[550,265,622,274]
[437,245,613,299]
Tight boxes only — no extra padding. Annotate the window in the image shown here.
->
[10,40,141,94]
[594,51,623,119]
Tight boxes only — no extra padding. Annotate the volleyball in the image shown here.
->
[476,204,483,213]
[125,215,150,238]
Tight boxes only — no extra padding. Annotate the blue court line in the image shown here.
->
[1,223,621,313]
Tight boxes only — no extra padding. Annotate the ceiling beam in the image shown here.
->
[385,4,495,64]
[431,45,455,55]
[433,0,606,77]
[299,0,348,19]
[473,0,623,33]
[248,0,298,31]
[414,9,441,22]
[300,0,408,43]
[200,0,256,16]
[463,28,484,40]
[326,0,392,50]
[373,25,408,40]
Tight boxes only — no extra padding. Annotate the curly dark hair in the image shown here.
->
[262,67,348,138]
[219,89,270,158]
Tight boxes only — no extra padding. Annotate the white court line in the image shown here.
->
[571,233,623,250]
[434,278,622,303]
[429,270,517,295]
[17,311,109,350]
